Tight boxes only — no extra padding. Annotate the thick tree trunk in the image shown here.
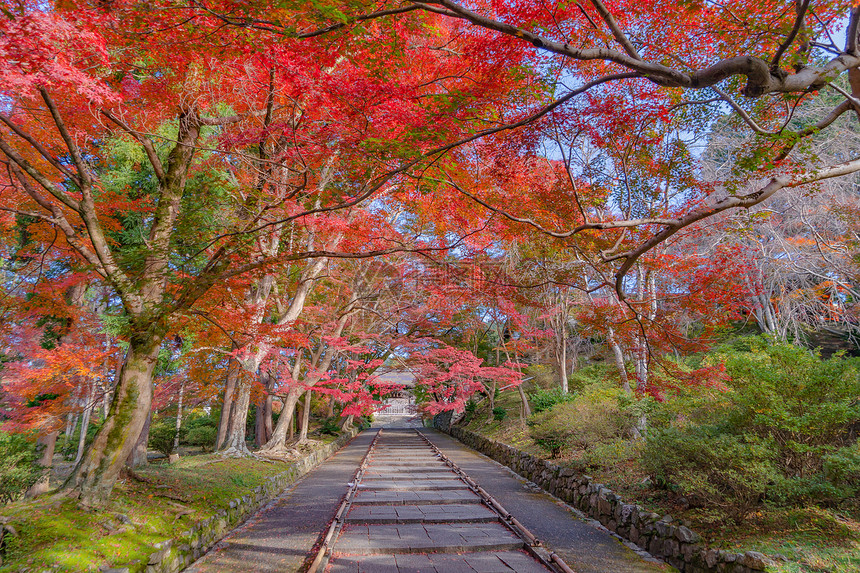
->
[215,348,241,450]
[220,378,252,454]
[258,389,302,452]
[254,370,275,448]
[126,409,151,468]
[25,431,58,499]
[63,335,161,507]
[289,400,295,441]
[264,394,274,443]
[253,392,270,448]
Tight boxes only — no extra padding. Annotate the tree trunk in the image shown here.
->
[65,412,76,439]
[126,409,151,468]
[25,431,58,499]
[264,394,274,443]
[558,335,569,393]
[215,346,241,450]
[220,377,252,454]
[298,389,312,442]
[254,399,265,448]
[74,383,95,466]
[63,334,161,507]
[517,384,531,421]
[258,389,302,452]
[262,372,275,443]
[607,328,631,394]
[289,399,295,441]
[173,377,186,451]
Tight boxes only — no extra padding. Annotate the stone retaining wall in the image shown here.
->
[112,428,359,573]
[440,422,776,573]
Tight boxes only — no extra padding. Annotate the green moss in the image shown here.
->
[0,455,291,572]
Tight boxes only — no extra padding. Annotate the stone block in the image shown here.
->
[676,525,701,544]
[705,549,719,568]
[739,551,776,570]
[662,538,679,558]
[654,520,675,538]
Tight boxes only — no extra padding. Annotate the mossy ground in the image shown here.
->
[465,388,860,573]
[0,435,338,572]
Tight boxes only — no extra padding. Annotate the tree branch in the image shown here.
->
[39,88,93,189]
[101,110,166,184]
[588,0,641,60]
[0,133,82,212]
[0,113,80,184]
[770,0,810,69]
[609,155,860,299]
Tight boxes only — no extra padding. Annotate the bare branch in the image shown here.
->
[440,176,674,237]
[588,0,641,60]
[0,133,82,212]
[416,0,859,97]
[39,88,93,188]
[5,162,104,274]
[713,87,779,135]
[609,155,860,299]
[0,113,80,184]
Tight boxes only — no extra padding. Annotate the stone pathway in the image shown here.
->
[325,429,553,573]
[186,426,670,573]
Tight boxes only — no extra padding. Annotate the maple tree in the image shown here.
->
[2,0,860,511]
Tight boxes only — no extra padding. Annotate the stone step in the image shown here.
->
[357,480,469,491]
[362,472,459,480]
[345,503,498,524]
[364,466,452,473]
[351,490,481,505]
[361,474,461,481]
[327,550,551,573]
[334,522,524,555]
[370,453,439,458]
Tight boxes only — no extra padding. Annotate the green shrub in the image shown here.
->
[148,420,180,457]
[182,413,217,451]
[529,385,634,457]
[644,426,779,523]
[0,432,44,504]
[823,443,860,486]
[185,425,217,451]
[581,437,639,473]
[720,342,860,478]
[492,406,507,421]
[528,387,575,414]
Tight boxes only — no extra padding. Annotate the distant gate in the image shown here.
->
[376,390,416,416]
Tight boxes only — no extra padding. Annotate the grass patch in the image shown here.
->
[0,454,295,572]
